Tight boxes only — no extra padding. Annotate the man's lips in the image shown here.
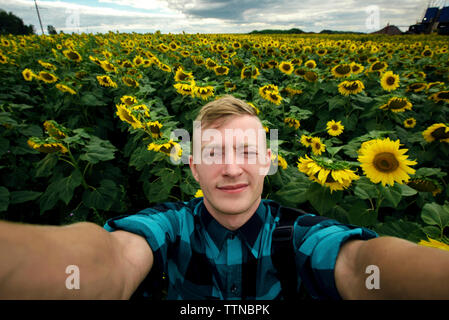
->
[216,184,248,193]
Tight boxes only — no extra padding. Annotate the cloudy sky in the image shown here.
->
[0,0,436,34]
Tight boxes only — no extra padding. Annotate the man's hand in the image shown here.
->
[0,220,153,299]
[335,236,449,299]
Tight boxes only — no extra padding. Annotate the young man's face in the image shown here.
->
[189,115,271,217]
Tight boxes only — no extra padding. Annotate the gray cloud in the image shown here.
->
[0,0,432,34]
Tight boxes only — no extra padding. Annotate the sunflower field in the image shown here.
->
[1,32,449,249]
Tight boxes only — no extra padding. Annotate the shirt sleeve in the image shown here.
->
[293,214,378,300]
[103,202,184,298]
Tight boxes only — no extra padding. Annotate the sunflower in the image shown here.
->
[146,121,163,139]
[195,86,214,100]
[403,118,416,128]
[120,60,134,68]
[300,135,313,147]
[97,75,117,88]
[131,104,150,118]
[244,102,259,115]
[173,82,196,97]
[284,117,300,129]
[100,60,117,73]
[259,84,279,100]
[148,140,182,161]
[368,61,388,73]
[174,68,194,82]
[0,53,8,64]
[214,66,229,76]
[38,60,57,71]
[294,68,306,77]
[407,178,442,196]
[326,120,344,136]
[22,68,35,81]
[55,83,76,95]
[271,154,288,170]
[429,91,449,103]
[338,80,364,96]
[122,76,139,88]
[89,55,102,66]
[283,87,303,97]
[120,95,138,106]
[63,49,82,62]
[265,92,282,105]
[357,138,417,186]
[297,155,359,193]
[158,63,172,73]
[194,189,204,198]
[311,137,326,155]
[419,238,449,252]
[331,64,352,78]
[158,43,169,53]
[279,61,294,75]
[380,71,400,91]
[304,60,316,68]
[43,120,68,139]
[421,49,434,58]
[304,71,318,82]
[205,58,218,70]
[27,137,68,154]
[115,104,142,129]
[349,62,364,75]
[422,123,449,143]
[192,55,205,66]
[37,71,58,84]
[240,66,252,79]
[406,82,427,93]
[379,97,412,113]
[224,81,236,92]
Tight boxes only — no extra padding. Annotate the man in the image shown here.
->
[1,95,449,299]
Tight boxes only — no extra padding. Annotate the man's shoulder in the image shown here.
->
[138,197,203,216]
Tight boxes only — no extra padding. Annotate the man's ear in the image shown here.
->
[259,148,272,176]
[189,155,200,182]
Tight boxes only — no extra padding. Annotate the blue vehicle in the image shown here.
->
[407,3,449,35]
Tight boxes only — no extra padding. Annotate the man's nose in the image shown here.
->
[222,153,243,177]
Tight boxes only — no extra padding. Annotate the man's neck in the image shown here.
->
[203,197,262,231]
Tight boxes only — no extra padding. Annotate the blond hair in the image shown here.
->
[195,95,257,129]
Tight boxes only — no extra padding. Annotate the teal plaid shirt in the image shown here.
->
[104,198,377,300]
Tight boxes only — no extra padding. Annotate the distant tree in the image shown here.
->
[47,25,57,35]
[0,9,34,35]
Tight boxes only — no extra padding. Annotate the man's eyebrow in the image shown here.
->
[200,142,258,151]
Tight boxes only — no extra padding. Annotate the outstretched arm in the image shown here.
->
[335,236,449,299]
[0,220,153,299]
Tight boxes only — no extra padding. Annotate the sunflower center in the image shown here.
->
[331,125,339,131]
[436,92,449,99]
[389,98,407,109]
[343,82,359,91]
[373,152,399,173]
[67,51,80,60]
[386,76,396,85]
[431,127,449,140]
[335,65,351,75]
[372,62,385,71]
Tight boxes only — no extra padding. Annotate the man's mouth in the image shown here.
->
[216,183,248,193]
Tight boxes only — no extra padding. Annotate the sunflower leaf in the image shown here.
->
[421,202,449,230]
[82,179,119,211]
